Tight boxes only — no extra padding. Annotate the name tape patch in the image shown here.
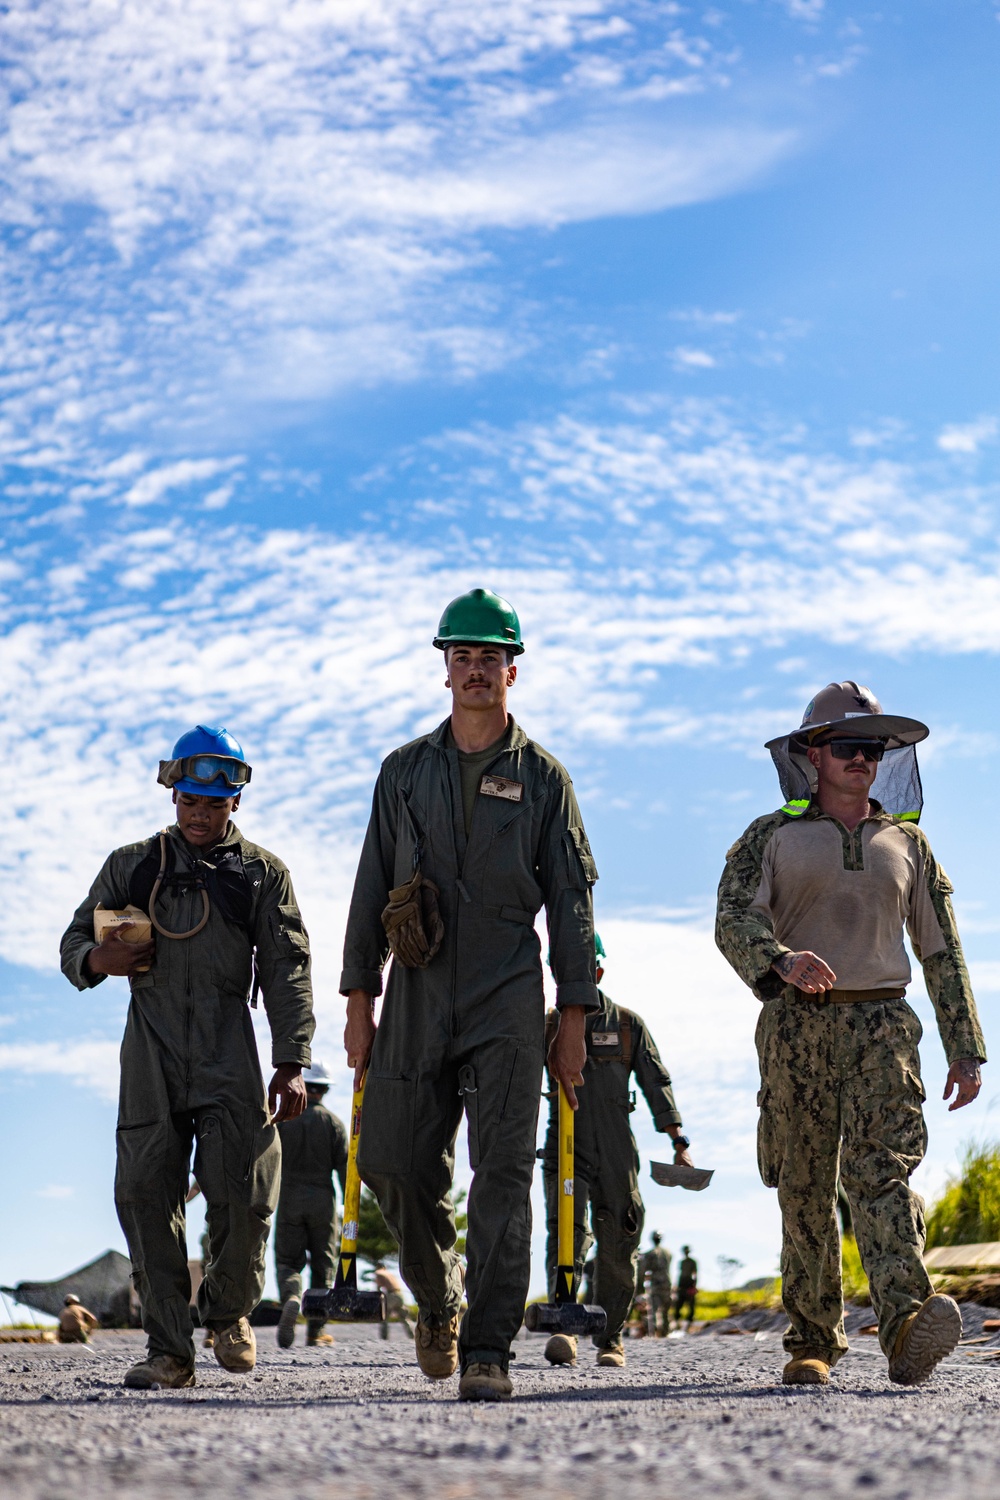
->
[479,775,524,802]
[591,1031,620,1047]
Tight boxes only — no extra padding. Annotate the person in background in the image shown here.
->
[58,1295,98,1344]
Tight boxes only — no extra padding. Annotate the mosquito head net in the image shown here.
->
[765,680,928,822]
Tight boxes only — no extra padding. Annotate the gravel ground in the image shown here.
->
[3,1311,1000,1500]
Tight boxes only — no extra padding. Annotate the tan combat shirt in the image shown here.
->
[716,800,986,1064]
[748,813,947,992]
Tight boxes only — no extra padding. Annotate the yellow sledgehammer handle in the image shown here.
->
[337,1075,365,1278]
[556,1082,575,1303]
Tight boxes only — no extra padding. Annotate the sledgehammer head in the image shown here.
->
[302,1286,386,1324]
[524,1301,607,1337]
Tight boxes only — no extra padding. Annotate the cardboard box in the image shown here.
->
[94,904,153,970]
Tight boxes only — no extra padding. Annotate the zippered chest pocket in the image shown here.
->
[482,795,544,909]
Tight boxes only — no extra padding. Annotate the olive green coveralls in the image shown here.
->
[541,993,682,1348]
[61,822,314,1368]
[342,715,599,1373]
[275,1097,348,1322]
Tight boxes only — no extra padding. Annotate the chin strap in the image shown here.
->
[148,830,211,939]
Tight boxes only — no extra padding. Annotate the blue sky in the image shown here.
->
[2,0,1000,1306]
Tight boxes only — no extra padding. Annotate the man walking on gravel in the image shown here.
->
[61,726,314,1390]
[342,588,600,1402]
[674,1246,697,1329]
[541,936,693,1369]
[274,1061,348,1349]
[641,1233,673,1337]
[716,682,986,1387]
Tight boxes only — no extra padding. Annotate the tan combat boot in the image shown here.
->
[213,1318,256,1373]
[782,1348,831,1385]
[888,1294,962,1386]
[596,1339,625,1368]
[123,1354,195,1390]
[414,1315,460,1379]
[544,1334,578,1365]
[276,1296,300,1349]
[459,1361,513,1402]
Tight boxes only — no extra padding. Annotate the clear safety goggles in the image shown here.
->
[157,755,253,789]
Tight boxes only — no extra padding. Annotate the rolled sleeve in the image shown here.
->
[633,1014,683,1129]
[340,766,397,998]
[538,780,600,1012]
[905,832,986,1065]
[253,867,315,1069]
[715,816,789,1000]
[60,854,126,993]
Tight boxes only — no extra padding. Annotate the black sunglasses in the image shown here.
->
[824,739,886,763]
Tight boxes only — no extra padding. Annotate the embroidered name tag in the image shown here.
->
[479,775,524,802]
[591,1031,619,1047]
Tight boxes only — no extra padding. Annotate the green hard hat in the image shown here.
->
[433,588,524,655]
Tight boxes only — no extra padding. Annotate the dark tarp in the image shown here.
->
[3,1249,133,1323]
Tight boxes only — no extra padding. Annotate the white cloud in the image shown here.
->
[0,1043,120,1101]
[970,962,1000,994]
[785,0,824,19]
[0,1,811,476]
[123,459,242,509]
[671,346,717,370]
[937,416,999,455]
[36,1185,75,1200]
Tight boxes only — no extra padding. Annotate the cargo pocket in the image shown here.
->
[194,1112,227,1203]
[270,905,310,964]
[465,1041,523,1168]
[114,1121,168,1205]
[562,826,598,889]
[356,1074,415,1176]
[622,1188,644,1245]
[756,1085,782,1189]
[248,1114,281,1214]
[460,1063,481,1168]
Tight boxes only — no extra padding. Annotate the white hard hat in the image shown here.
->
[303,1061,332,1087]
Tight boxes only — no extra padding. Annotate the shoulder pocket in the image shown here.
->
[270,904,309,954]
[563,826,598,888]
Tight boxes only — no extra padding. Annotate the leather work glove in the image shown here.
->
[381,870,445,968]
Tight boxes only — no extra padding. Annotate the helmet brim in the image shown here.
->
[765,714,929,752]
[433,634,525,656]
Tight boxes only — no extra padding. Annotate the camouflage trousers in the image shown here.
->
[756,990,932,1364]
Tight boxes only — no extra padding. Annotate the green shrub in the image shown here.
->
[926,1140,1000,1248]
[841,1234,870,1304]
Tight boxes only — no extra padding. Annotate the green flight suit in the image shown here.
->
[275,1097,348,1307]
[61,821,314,1368]
[675,1255,697,1325]
[541,993,682,1347]
[342,715,599,1372]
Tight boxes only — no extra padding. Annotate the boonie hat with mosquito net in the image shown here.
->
[764,680,929,823]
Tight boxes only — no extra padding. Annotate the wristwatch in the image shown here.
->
[672,1134,691,1150]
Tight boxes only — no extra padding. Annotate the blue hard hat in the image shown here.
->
[158,725,252,799]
